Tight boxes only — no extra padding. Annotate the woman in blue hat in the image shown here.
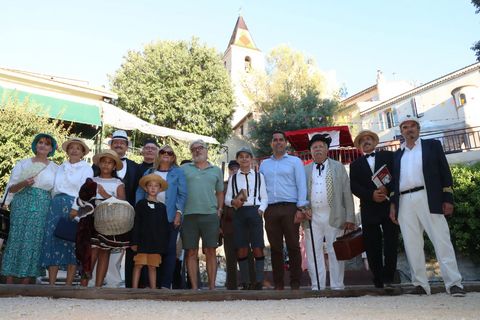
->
[1,133,59,284]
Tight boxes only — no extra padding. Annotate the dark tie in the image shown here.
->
[365,152,375,158]
[121,157,127,161]
[241,172,250,196]
[315,163,325,176]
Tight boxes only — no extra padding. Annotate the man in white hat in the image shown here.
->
[390,115,465,296]
[350,130,398,289]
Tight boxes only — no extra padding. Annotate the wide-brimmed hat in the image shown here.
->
[353,130,379,149]
[236,146,254,158]
[398,114,420,128]
[31,133,57,157]
[92,149,123,170]
[62,137,90,155]
[139,174,168,192]
[308,133,332,149]
[108,130,129,145]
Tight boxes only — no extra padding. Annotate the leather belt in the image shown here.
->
[400,186,424,195]
[269,202,296,206]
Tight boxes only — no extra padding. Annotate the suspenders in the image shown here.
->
[232,171,261,206]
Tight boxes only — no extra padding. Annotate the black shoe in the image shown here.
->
[241,283,250,290]
[374,281,384,289]
[449,285,465,297]
[406,285,427,295]
[250,282,263,290]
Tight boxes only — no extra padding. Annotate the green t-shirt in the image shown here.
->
[181,162,224,215]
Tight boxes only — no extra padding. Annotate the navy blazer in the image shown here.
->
[392,139,453,215]
[350,150,394,224]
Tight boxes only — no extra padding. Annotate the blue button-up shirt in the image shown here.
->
[259,153,308,207]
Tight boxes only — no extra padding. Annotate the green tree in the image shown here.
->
[0,98,69,193]
[472,0,480,61]
[243,45,330,114]
[248,90,339,157]
[110,38,235,144]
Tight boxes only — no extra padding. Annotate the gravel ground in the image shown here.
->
[1,293,479,320]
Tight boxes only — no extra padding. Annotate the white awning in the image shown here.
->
[101,102,219,144]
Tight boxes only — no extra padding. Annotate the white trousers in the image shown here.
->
[398,190,463,294]
[304,209,345,290]
[89,250,125,288]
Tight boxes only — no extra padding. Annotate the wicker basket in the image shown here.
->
[94,198,135,236]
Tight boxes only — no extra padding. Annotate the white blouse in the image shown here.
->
[53,160,94,197]
[93,176,124,199]
[8,158,58,192]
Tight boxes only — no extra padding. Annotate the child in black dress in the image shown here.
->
[131,174,169,289]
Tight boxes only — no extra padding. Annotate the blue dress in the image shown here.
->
[41,194,77,267]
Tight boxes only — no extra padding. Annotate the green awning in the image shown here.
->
[0,85,102,126]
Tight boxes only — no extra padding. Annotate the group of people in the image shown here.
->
[0,115,466,296]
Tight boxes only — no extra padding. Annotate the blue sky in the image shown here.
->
[1,0,478,95]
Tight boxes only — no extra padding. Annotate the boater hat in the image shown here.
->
[398,114,420,128]
[353,130,380,149]
[92,149,123,170]
[62,137,90,155]
[139,174,168,192]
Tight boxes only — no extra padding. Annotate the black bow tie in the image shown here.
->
[365,152,375,158]
[121,158,127,161]
[315,163,325,176]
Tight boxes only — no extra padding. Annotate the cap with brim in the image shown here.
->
[236,146,254,158]
[308,134,332,149]
[189,139,207,150]
[62,137,90,155]
[108,130,129,145]
[31,133,57,157]
[139,173,168,192]
[92,149,123,170]
[398,114,420,128]
[353,130,379,149]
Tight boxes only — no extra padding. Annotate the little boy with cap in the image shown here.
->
[224,146,268,290]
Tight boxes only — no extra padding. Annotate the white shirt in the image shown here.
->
[53,160,94,197]
[310,160,329,211]
[366,153,375,173]
[116,158,127,180]
[400,138,425,192]
[225,169,268,212]
[93,176,124,199]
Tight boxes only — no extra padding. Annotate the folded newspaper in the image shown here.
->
[371,164,392,188]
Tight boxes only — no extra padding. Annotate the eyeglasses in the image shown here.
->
[159,150,174,156]
[191,145,205,152]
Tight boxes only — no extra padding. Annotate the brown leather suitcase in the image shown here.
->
[333,227,365,260]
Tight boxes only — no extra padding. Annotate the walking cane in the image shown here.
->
[308,219,321,290]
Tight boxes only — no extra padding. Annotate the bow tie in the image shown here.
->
[365,152,375,158]
[121,158,127,161]
[315,162,325,176]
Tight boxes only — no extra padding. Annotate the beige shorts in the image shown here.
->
[134,253,162,267]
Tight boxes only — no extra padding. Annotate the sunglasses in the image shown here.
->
[159,150,174,156]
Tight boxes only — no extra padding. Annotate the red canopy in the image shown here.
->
[284,126,354,152]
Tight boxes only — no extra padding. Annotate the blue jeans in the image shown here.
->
[157,223,179,288]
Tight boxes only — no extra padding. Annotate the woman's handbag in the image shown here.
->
[54,217,78,242]
[333,227,365,261]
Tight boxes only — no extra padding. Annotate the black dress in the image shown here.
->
[132,199,169,254]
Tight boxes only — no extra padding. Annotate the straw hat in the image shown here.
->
[353,130,380,149]
[62,137,90,155]
[139,174,168,192]
[92,149,123,170]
